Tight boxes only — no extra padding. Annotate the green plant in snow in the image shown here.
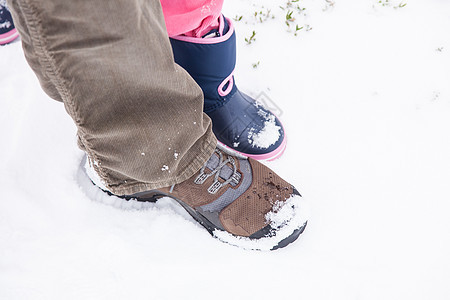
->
[294,24,304,36]
[375,0,407,9]
[245,30,257,45]
[253,8,274,23]
[285,10,295,27]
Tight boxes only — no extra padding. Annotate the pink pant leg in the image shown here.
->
[160,0,224,37]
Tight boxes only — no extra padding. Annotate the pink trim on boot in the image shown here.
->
[218,132,288,162]
[218,118,288,162]
[218,69,234,97]
[218,14,225,37]
[0,28,19,45]
[170,17,234,44]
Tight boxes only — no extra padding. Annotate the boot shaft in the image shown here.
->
[170,16,237,113]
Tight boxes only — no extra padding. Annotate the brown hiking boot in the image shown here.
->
[78,146,308,250]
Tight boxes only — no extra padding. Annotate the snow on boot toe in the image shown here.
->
[209,90,286,160]
[170,15,286,161]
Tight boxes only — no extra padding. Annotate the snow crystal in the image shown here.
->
[161,165,169,171]
[0,20,11,30]
[174,152,179,159]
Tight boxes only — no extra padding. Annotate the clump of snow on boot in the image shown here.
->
[213,194,309,251]
[247,109,281,149]
[266,197,299,229]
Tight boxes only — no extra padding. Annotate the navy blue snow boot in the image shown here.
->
[0,2,19,46]
[170,16,286,161]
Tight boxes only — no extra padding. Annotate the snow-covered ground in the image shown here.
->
[1,0,450,299]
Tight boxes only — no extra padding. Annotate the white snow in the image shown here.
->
[84,157,110,192]
[1,0,450,299]
[247,109,281,149]
[214,195,309,251]
[0,20,11,30]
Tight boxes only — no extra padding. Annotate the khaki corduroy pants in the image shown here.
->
[7,0,217,195]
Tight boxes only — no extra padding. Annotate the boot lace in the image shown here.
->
[194,149,241,194]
